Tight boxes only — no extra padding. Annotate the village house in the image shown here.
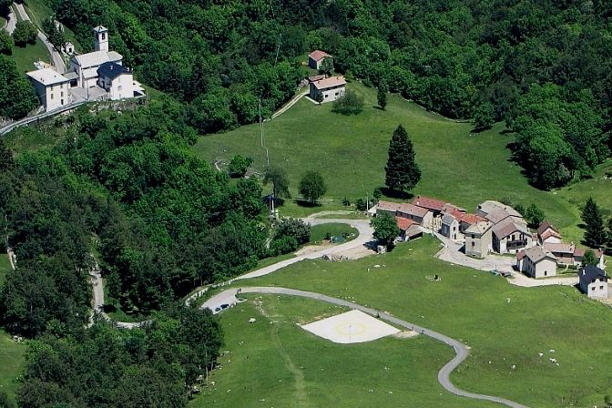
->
[578,265,608,299]
[537,221,562,244]
[413,195,447,230]
[376,200,433,229]
[26,68,71,112]
[309,76,346,103]
[440,213,460,241]
[543,242,575,265]
[517,246,557,278]
[464,220,493,258]
[308,50,332,70]
[572,247,606,269]
[491,218,533,254]
[395,218,423,242]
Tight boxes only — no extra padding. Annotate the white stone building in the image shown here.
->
[578,265,608,299]
[309,76,346,103]
[97,62,135,100]
[516,246,557,278]
[26,68,71,112]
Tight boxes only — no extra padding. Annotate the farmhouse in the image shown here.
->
[395,218,422,241]
[440,213,460,241]
[26,68,71,112]
[537,221,562,244]
[572,247,606,269]
[464,220,493,258]
[376,200,433,229]
[491,218,532,254]
[543,242,575,265]
[308,50,331,70]
[309,76,346,103]
[413,195,447,230]
[516,246,557,278]
[578,265,608,299]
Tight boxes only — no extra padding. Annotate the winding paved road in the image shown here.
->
[205,286,528,408]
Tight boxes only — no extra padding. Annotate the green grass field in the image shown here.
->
[193,82,610,243]
[11,39,49,73]
[191,294,500,408]
[0,254,11,286]
[219,236,612,408]
[0,330,26,404]
[310,223,358,243]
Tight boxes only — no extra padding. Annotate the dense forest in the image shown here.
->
[40,0,611,189]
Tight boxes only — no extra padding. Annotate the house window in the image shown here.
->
[50,93,54,100]
[471,241,475,247]
[61,91,64,97]
[601,286,604,290]
[101,33,106,40]
[61,99,64,105]
[544,271,547,276]
[324,94,328,98]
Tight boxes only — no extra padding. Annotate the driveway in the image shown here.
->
[434,232,515,272]
[4,8,15,34]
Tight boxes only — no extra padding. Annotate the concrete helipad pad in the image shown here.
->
[299,310,400,344]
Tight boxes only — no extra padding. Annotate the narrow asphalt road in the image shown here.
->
[4,8,16,34]
[13,3,66,73]
[212,286,529,408]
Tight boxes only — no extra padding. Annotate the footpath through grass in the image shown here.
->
[233,236,612,408]
[193,82,610,243]
[191,294,499,408]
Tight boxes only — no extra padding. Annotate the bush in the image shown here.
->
[269,235,298,256]
[0,30,13,55]
[275,218,310,245]
[332,90,363,115]
[355,198,367,211]
[12,21,37,47]
[228,154,253,178]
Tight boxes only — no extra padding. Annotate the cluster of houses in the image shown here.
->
[306,50,346,104]
[26,26,144,112]
[373,196,608,299]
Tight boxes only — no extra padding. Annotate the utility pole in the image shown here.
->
[259,98,274,217]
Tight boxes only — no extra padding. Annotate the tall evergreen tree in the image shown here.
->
[582,197,606,248]
[385,125,421,193]
[377,81,388,110]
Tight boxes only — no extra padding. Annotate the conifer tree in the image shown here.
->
[377,81,388,110]
[385,125,421,193]
[582,197,606,248]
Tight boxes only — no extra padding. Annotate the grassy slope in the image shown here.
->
[23,0,82,49]
[0,330,26,404]
[193,82,610,243]
[0,254,10,286]
[11,39,49,73]
[191,294,499,408]
[234,236,612,408]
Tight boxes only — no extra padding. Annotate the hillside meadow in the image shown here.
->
[193,82,610,243]
[220,236,612,408]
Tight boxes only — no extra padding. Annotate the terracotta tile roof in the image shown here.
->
[413,196,447,212]
[377,200,401,213]
[540,229,562,241]
[522,246,556,263]
[308,74,326,83]
[537,220,558,236]
[464,220,492,235]
[517,250,526,260]
[543,242,574,254]
[397,202,429,219]
[312,76,346,90]
[395,217,417,231]
[491,218,528,239]
[308,50,331,61]
[573,247,604,258]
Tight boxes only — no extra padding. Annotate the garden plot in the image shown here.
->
[300,310,400,344]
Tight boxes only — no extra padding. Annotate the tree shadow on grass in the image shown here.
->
[295,199,321,208]
[380,187,413,200]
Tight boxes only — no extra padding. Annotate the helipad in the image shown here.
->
[299,309,400,344]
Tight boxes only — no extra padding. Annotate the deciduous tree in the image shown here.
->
[371,212,399,249]
[299,171,326,204]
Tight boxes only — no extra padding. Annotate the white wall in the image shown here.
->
[108,73,135,100]
[587,278,609,298]
[37,82,69,112]
[532,258,556,278]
